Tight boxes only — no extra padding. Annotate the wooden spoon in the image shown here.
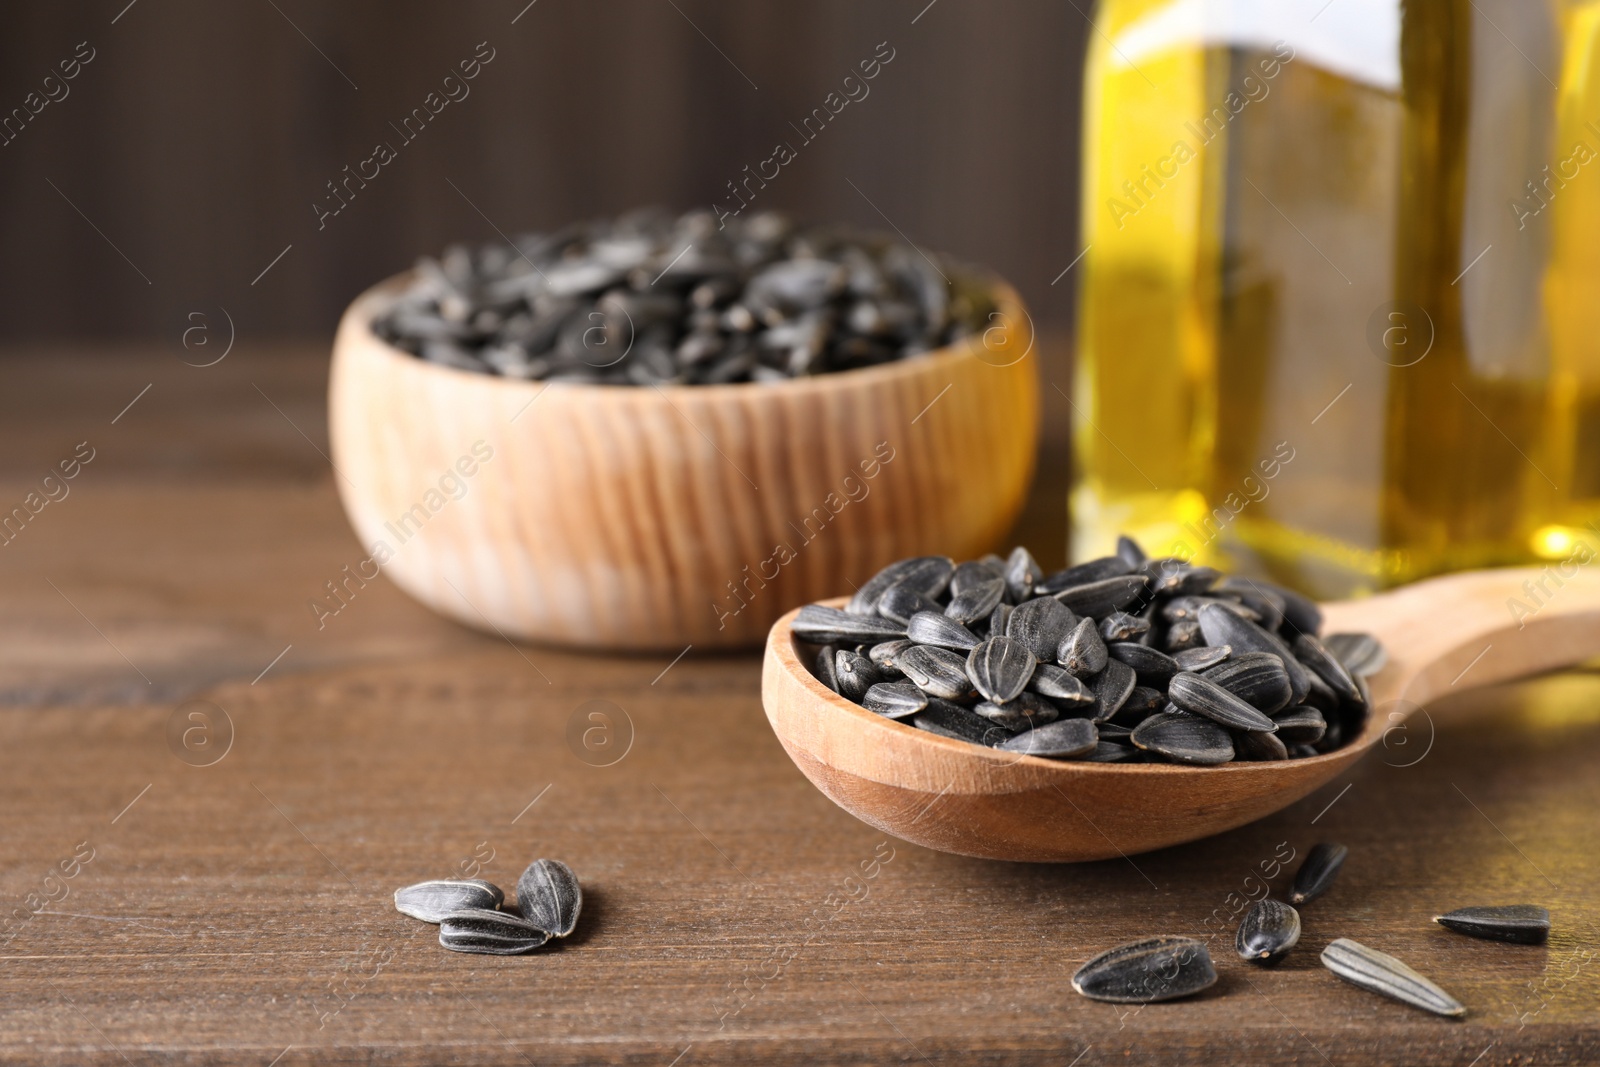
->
[761,567,1600,862]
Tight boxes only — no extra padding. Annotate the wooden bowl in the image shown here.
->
[328,273,1039,650]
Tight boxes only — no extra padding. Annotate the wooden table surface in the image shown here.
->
[1,347,1596,1065]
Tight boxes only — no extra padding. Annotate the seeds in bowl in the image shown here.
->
[371,208,1000,385]
[792,537,1383,765]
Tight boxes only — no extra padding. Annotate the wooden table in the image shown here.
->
[1,347,1596,1065]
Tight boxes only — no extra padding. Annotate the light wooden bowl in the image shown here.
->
[762,567,1600,861]
[328,273,1039,650]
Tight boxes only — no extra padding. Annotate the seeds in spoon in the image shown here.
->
[1235,898,1301,965]
[1167,672,1278,732]
[394,879,504,924]
[1130,711,1234,765]
[1234,729,1289,761]
[997,717,1097,758]
[1434,905,1550,945]
[1197,603,1312,705]
[1320,938,1465,1017]
[1290,842,1348,904]
[1200,652,1293,714]
[1072,936,1217,1003]
[439,908,552,955]
[516,858,583,938]
[1292,633,1363,705]
[1271,706,1327,745]
[966,636,1037,704]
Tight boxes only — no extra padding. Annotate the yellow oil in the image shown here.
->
[1074,0,1600,599]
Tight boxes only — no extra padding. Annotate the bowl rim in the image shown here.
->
[765,597,1378,780]
[339,270,1035,402]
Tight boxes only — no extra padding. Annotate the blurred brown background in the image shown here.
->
[0,0,1089,344]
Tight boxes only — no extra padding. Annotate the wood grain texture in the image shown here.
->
[329,275,1039,650]
[0,347,1596,1065]
[761,567,1600,862]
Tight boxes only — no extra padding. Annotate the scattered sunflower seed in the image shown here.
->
[1072,937,1217,1003]
[438,908,552,956]
[966,636,1037,704]
[394,879,504,924]
[998,717,1097,758]
[1320,938,1465,1017]
[1290,842,1348,905]
[1236,899,1300,965]
[1434,905,1550,945]
[516,859,582,938]
[863,681,928,719]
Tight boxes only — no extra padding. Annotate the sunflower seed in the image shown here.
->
[1234,728,1289,761]
[1053,574,1150,618]
[868,639,914,674]
[516,858,582,937]
[1300,670,1342,715]
[1109,642,1179,685]
[394,879,505,924]
[1130,711,1234,765]
[1323,632,1387,677]
[1058,617,1109,677]
[1162,596,1257,624]
[1168,672,1278,732]
[987,601,1013,637]
[1289,743,1319,758]
[1320,938,1465,1017]
[835,650,883,703]
[946,578,1006,625]
[1007,596,1076,661]
[1293,633,1363,705]
[794,605,907,644]
[906,611,981,651]
[1212,578,1285,631]
[1236,899,1301,965]
[876,582,943,625]
[1203,651,1293,714]
[1174,645,1230,672]
[1198,603,1311,705]
[1004,546,1043,601]
[1116,534,1147,566]
[813,647,841,693]
[862,681,928,719]
[1434,905,1550,945]
[974,691,1059,729]
[1086,740,1144,762]
[847,556,954,615]
[1098,611,1150,642]
[1271,706,1327,745]
[1037,556,1133,595]
[1029,663,1095,705]
[1072,937,1217,1003]
[966,636,1037,704]
[1096,721,1133,739]
[913,699,1015,746]
[1163,618,1202,651]
[898,644,978,700]
[951,558,1006,596]
[1290,842,1348,904]
[997,717,1097,758]
[1266,580,1324,637]
[1105,685,1165,726]
[439,908,552,955]
[1144,560,1220,597]
[1087,658,1137,721]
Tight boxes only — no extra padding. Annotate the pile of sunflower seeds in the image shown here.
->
[793,536,1384,764]
[393,858,581,956]
[371,208,998,385]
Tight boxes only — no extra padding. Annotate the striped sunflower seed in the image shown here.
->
[997,717,1097,758]
[1006,596,1076,661]
[1167,672,1278,732]
[862,681,928,719]
[906,611,981,651]
[1143,560,1219,597]
[1085,740,1144,762]
[1109,642,1179,685]
[1434,905,1550,945]
[516,858,582,938]
[868,639,914,675]
[1173,645,1230,672]
[1163,618,1203,651]
[1098,610,1150,642]
[1212,579,1284,631]
[897,644,977,700]
[1105,685,1164,727]
[793,605,907,645]
[1058,616,1109,677]
[987,601,1013,638]
[394,879,505,924]
[1116,534,1147,566]
[946,578,1006,625]
[1271,706,1327,745]
[1202,651,1293,714]
[1028,663,1095,705]
[834,650,883,703]
[1234,729,1289,761]
[913,699,1015,746]
[1072,937,1217,1003]
[1323,631,1387,677]
[950,558,1005,596]
[966,636,1037,704]
[974,691,1059,730]
[439,908,552,955]
[1053,574,1150,618]
[1198,603,1311,705]
[1004,545,1043,601]
[1086,657,1137,722]
[1290,842,1348,904]
[1235,898,1301,965]
[876,582,943,625]
[847,556,954,615]
[1292,633,1363,705]
[813,647,840,693]
[1130,710,1234,765]
[1037,555,1133,595]
[1320,938,1465,1017]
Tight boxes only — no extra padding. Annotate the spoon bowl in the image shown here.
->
[761,567,1600,861]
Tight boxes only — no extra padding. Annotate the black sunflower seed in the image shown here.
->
[876,581,943,625]
[1004,546,1043,601]
[813,647,841,693]
[946,578,1006,625]
[950,558,1005,596]
[1198,603,1311,705]
[1289,743,1319,758]
[1290,842,1348,905]
[1058,617,1109,677]
[1109,642,1179,685]
[897,644,977,700]
[1234,729,1289,761]
[975,691,1060,730]
[834,650,883,703]
[1053,574,1151,618]
[906,611,980,651]
[1212,578,1285,631]
[1300,670,1342,715]
[1162,596,1257,624]
[1087,658,1137,722]
[439,908,552,955]
[1167,672,1278,732]
[1264,579,1324,637]
[793,605,907,645]
[966,636,1038,704]
[1434,905,1550,945]
[1320,938,1465,1017]
[1071,937,1217,1003]
[1098,610,1151,642]
[1163,618,1203,652]
[1037,555,1133,595]
[394,879,504,924]
[1130,711,1234,765]
[912,698,1015,746]
[1323,632,1387,677]
[1116,534,1147,566]
[997,717,1097,758]
[847,555,954,614]
[516,858,582,937]
[1236,899,1301,965]
[1007,596,1077,661]
[987,601,1013,638]
[1293,634,1363,705]
[1202,651,1293,713]
[1085,740,1144,762]
[1143,560,1220,597]
[868,639,914,674]
[1271,706,1327,745]
[862,681,927,719]
[1174,645,1230,672]
[1096,721,1133,739]
[1105,685,1164,727]
[1029,663,1095,705]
